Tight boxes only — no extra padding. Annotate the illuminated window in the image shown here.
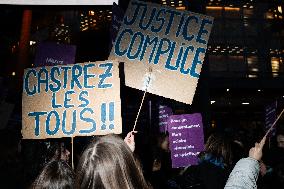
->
[265,12,274,19]
[247,56,258,78]
[244,7,257,19]
[206,6,222,18]
[209,55,246,77]
[278,6,282,14]
[89,11,95,16]
[224,7,240,18]
[228,56,245,73]
[209,55,227,72]
[271,57,284,77]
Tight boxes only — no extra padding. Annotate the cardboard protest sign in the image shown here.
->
[168,113,204,168]
[158,105,172,133]
[109,0,213,104]
[22,61,122,139]
[34,42,76,66]
[0,0,118,5]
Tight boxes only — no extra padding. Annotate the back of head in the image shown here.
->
[75,134,149,189]
[204,133,232,167]
[156,133,169,152]
[276,127,284,149]
[32,160,74,189]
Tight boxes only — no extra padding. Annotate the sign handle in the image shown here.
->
[132,68,152,132]
[132,89,148,131]
[71,137,74,169]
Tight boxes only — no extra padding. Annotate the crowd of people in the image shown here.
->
[1,123,284,189]
[16,126,282,189]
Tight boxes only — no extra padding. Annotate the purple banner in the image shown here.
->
[168,113,204,168]
[109,2,124,51]
[34,42,76,66]
[158,105,173,133]
[265,101,277,137]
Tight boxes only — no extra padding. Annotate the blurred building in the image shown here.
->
[204,0,284,131]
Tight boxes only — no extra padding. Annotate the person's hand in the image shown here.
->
[124,131,137,152]
[249,137,266,161]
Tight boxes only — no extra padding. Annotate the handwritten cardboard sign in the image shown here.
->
[34,42,76,66]
[109,0,213,104]
[158,105,172,133]
[1,0,118,5]
[168,113,204,168]
[22,61,122,139]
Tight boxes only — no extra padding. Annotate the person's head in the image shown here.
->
[32,160,74,189]
[157,133,169,152]
[277,134,284,149]
[46,141,70,162]
[204,133,233,166]
[75,134,150,189]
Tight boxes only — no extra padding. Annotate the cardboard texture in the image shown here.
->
[34,42,76,66]
[168,113,204,168]
[22,61,122,139]
[109,0,213,104]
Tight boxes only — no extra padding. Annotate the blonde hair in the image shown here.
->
[75,134,150,189]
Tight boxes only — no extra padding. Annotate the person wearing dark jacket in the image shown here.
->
[168,133,233,189]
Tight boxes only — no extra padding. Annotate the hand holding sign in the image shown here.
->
[124,131,137,152]
[249,137,266,161]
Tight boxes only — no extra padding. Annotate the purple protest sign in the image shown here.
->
[168,113,204,168]
[265,101,277,137]
[158,105,173,133]
[109,2,124,51]
[34,42,76,66]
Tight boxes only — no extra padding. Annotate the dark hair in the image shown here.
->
[204,133,233,166]
[156,133,169,147]
[75,134,150,189]
[31,160,74,189]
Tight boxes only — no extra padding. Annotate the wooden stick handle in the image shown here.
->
[71,137,74,169]
[132,68,152,131]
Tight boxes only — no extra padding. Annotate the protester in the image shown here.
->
[266,128,284,166]
[31,160,75,189]
[149,133,176,189]
[224,137,266,189]
[22,139,71,188]
[168,132,233,189]
[276,131,284,149]
[0,129,23,189]
[75,133,151,189]
[258,127,284,188]
[47,141,71,162]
